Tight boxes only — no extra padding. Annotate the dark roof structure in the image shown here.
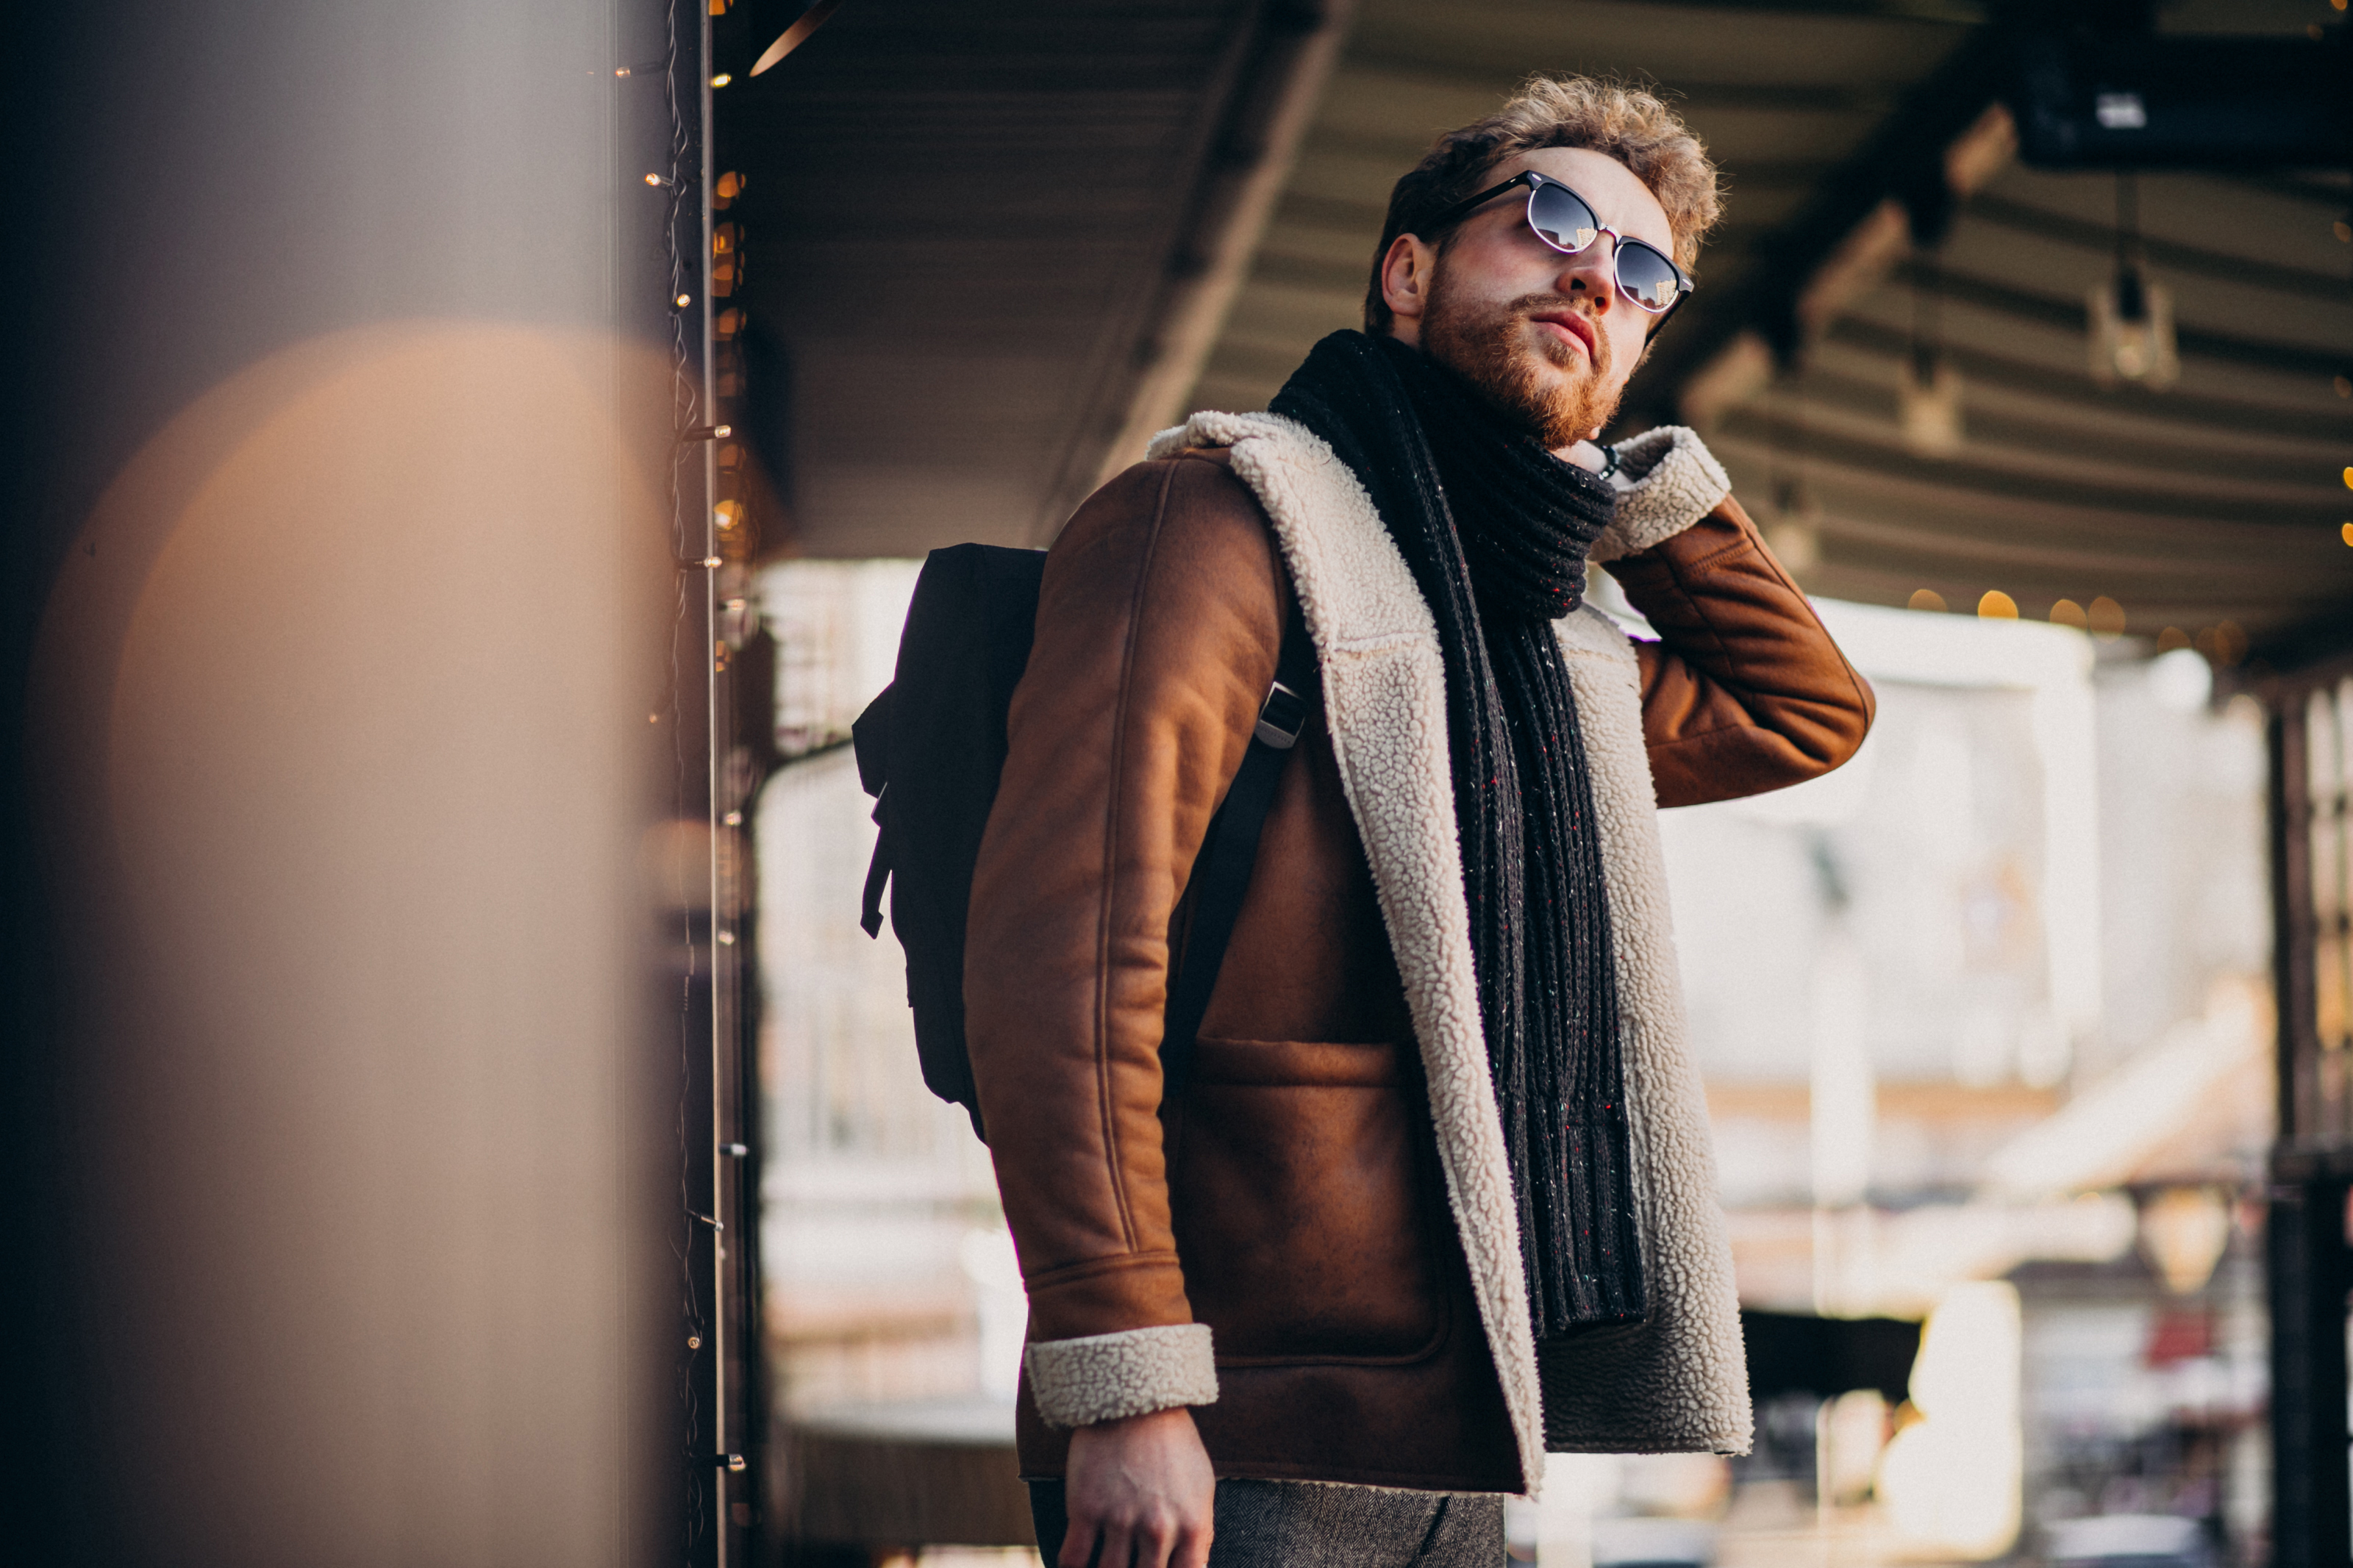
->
[726,0,2352,651]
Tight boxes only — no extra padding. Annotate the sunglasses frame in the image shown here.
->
[1423,170,1693,328]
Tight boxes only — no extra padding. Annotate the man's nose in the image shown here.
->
[1552,238,1617,307]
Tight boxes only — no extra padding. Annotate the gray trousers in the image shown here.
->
[1026,1478,1504,1568]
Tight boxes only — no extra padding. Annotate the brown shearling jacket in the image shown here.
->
[965,423,1874,1493]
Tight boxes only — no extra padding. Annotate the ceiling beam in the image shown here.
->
[1073,0,1360,512]
[1622,26,2015,428]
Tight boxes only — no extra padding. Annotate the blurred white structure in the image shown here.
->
[1879,1283,2024,1558]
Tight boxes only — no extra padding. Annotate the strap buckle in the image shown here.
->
[1254,679,1307,750]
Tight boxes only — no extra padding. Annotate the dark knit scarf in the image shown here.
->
[1271,330,1644,1343]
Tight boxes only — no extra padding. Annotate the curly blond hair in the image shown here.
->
[1364,76,1722,335]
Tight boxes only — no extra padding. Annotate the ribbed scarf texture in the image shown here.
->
[1271,330,1645,1343]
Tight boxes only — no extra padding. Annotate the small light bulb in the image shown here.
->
[687,1334,701,1350]
[710,72,732,87]
[717,930,736,946]
[675,293,692,308]
[724,810,743,826]
[643,172,663,187]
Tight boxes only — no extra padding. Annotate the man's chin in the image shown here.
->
[1506,357,1608,450]
[1426,312,1610,449]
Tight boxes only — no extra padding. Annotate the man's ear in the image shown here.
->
[1379,234,1436,339]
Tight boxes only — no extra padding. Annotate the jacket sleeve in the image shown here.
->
[1591,427,1876,809]
[964,451,1284,1427]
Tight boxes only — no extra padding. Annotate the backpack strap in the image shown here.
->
[1158,598,1316,1092]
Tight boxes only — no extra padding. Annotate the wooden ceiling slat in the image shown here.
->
[1711,440,2353,571]
[1962,193,2353,304]
[1718,412,2349,523]
[1823,318,2353,442]
[1761,367,2350,482]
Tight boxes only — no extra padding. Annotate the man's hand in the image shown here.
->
[1060,1406,1215,1568]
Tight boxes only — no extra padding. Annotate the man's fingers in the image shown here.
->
[1132,1511,1179,1568]
[1057,1517,1101,1568]
[1173,1517,1214,1568]
[1095,1522,1136,1568]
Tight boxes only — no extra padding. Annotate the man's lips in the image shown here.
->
[1528,309,1596,360]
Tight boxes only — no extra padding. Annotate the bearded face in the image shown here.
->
[1419,265,1621,452]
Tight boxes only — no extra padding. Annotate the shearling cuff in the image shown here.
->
[1589,426,1732,564]
[1024,1324,1218,1428]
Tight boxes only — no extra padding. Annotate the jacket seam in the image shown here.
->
[1024,1250,1186,1292]
[1093,459,1187,1254]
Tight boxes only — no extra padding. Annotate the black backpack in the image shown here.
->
[851,543,1313,1140]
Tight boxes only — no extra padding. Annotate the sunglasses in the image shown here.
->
[1425,171,1693,323]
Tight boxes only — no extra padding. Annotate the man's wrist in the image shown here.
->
[1085,1406,1195,1435]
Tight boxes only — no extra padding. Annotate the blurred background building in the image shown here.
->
[3,1,2346,1567]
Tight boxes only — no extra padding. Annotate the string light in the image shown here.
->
[1907,588,1947,613]
[710,72,732,87]
[644,172,672,187]
[1977,590,2018,620]
[657,4,710,1552]
[675,292,693,308]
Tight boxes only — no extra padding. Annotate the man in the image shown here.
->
[965,77,1874,1568]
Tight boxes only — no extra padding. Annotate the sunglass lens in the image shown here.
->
[1527,182,1600,254]
[1615,240,1685,312]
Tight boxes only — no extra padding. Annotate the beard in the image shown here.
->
[1420,271,1618,451]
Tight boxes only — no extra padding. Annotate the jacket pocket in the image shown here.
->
[1168,1037,1448,1365]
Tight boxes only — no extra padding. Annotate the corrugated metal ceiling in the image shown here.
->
[726,0,2353,649]
[1181,0,2353,645]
